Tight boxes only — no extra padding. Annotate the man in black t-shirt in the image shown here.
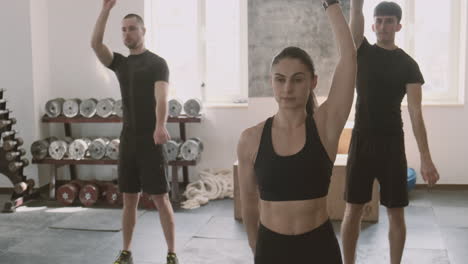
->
[341,1,440,264]
[91,1,179,264]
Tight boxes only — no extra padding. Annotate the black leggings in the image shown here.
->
[255,219,342,264]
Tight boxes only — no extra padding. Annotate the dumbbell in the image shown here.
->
[0,109,12,118]
[3,137,24,151]
[168,99,183,117]
[183,98,203,117]
[68,138,92,160]
[79,182,101,207]
[89,138,110,160]
[101,182,122,206]
[96,98,115,118]
[5,148,26,161]
[113,99,123,118]
[79,98,98,118]
[0,117,16,129]
[8,158,29,172]
[165,139,182,161]
[180,137,204,161]
[56,180,83,206]
[31,137,58,160]
[63,98,81,118]
[48,137,73,160]
[2,130,19,139]
[106,138,120,160]
[0,98,5,109]
[45,98,65,118]
[13,179,35,194]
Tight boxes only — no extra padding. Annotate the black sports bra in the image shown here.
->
[253,115,333,201]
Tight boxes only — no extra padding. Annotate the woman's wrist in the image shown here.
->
[322,0,340,10]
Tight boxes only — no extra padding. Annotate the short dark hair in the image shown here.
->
[272,47,316,115]
[374,1,402,23]
[123,13,144,25]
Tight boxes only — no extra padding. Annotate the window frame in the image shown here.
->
[144,0,249,105]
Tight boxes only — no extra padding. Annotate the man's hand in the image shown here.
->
[421,158,440,187]
[153,125,170,145]
[103,0,116,11]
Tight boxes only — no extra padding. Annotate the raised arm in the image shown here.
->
[350,0,365,48]
[91,0,115,66]
[316,1,357,158]
[237,128,260,253]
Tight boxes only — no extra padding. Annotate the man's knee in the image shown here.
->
[151,193,169,206]
[344,203,366,220]
[387,207,405,225]
[123,192,140,209]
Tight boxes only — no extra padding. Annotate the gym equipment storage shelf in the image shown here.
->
[42,115,201,123]
[35,114,202,203]
[33,158,196,166]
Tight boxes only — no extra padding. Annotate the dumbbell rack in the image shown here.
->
[32,114,201,204]
[0,89,40,213]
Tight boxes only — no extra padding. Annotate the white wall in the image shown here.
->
[1,0,467,187]
[30,0,54,187]
[402,104,468,184]
[0,0,38,187]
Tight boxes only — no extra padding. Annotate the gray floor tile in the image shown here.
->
[0,207,71,231]
[8,229,117,258]
[358,222,388,248]
[405,227,445,250]
[178,199,235,217]
[404,206,439,228]
[0,224,45,238]
[355,247,450,264]
[180,237,253,264]
[0,236,24,252]
[132,235,192,262]
[90,227,191,263]
[441,227,468,264]
[194,216,247,240]
[0,252,77,264]
[433,206,468,228]
[0,189,467,263]
[49,208,145,232]
[134,211,212,237]
[377,206,438,228]
[408,189,433,207]
[428,190,468,208]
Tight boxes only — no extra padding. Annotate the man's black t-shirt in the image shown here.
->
[108,50,169,136]
[354,38,424,136]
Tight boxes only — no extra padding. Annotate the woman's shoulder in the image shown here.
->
[238,120,268,157]
[240,120,266,144]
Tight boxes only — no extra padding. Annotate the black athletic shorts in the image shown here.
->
[344,131,409,208]
[255,219,342,264]
[118,133,169,195]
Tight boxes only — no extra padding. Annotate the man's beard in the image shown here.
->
[125,43,137,49]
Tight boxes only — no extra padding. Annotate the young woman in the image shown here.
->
[237,1,356,263]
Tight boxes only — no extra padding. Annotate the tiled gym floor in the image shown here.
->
[0,189,467,264]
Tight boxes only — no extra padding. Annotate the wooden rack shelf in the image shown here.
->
[33,158,197,167]
[42,114,201,123]
[38,113,202,203]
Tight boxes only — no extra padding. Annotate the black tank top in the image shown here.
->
[254,115,333,201]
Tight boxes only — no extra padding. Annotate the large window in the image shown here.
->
[145,0,247,104]
[363,0,466,104]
